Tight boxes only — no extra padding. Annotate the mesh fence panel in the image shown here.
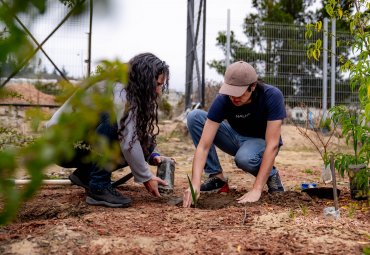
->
[238,22,354,108]
[191,0,205,105]
[15,0,89,81]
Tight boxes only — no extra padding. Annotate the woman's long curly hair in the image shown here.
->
[118,52,169,155]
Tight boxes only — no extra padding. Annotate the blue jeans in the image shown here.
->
[187,109,277,177]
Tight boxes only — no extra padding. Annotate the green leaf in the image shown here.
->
[187,174,198,208]
[326,5,334,17]
[313,49,321,61]
[337,8,343,19]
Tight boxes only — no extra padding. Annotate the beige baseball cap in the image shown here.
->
[219,61,257,97]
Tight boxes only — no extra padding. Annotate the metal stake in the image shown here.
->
[330,155,339,211]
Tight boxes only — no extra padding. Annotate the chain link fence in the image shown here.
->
[1,0,89,84]
[233,21,354,108]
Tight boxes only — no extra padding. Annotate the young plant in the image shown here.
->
[304,169,314,175]
[299,204,308,216]
[330,106,369,199]
[347,202,358,218]
[295,109,337,167]
[187,174,198,208]
[362,246,370,255]
[330,106,369,172]
[288,209,296,220]
[294,106,338,183]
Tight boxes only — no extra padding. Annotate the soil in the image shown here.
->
[2,83,56,105]
[0,121,369,255]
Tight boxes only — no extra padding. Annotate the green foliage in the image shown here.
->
[330,105,369,195]
[320,117,332,132]
[187,174,198,208]
[0,88,24,100]
[306,0,370,112]
[0,0,91,81]
[158,97,173,119]
[299,204,308,216]
[0,127,36,150]
[288,208,296,219]
[25,107,51,132]
[0,0,117,225]
[307,0,370,198]
[34,81,62,96]
[209,0,353,107]
[209,0,316,75]
[304,168,314,175]
[347,202,358,218]
[1,1,53,78]
[331,106,369,167]
[0,59,128,225]
[363,245,370,255]
[352,168,369,197]
[59,0,84,8]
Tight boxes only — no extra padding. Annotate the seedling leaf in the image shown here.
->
[187,174,198,208]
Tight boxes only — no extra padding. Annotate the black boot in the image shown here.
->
[86,185,132,208]
[69,168,90,190]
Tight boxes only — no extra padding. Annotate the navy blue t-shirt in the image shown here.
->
[207,83,286,142]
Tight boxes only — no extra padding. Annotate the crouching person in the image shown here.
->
[47,53,170,208]
[183,61,286,207]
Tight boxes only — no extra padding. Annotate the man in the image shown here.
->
[183,61,286,207]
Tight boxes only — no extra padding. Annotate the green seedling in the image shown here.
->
[187,174,198,208]
[288,209,296,219]
[299,204,308,216]
[347,202,358,218]
[363,246,370,255]
[304,169,314,175]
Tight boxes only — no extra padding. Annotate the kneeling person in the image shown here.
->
[183,61,286,207]
[47,53,171,208]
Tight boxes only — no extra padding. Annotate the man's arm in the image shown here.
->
[183,119,220,207]
[237,119,282,203]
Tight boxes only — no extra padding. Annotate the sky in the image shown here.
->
[91,0,254,92]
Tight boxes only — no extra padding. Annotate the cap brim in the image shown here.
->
[219,83,248,97]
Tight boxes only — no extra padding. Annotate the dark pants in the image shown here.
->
[59,113,153,190]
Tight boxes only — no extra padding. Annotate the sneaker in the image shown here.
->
[86,185,132,208]
[69,170,89,190]
[267,171,285,193]
[200,175,229,193]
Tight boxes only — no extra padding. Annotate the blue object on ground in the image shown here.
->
[301,183,318,190]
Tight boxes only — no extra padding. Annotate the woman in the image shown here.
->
[47,53,170,208]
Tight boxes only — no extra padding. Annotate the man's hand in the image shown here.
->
[236,188,262,203]
[143,176,168,197]
[183,185,200,208]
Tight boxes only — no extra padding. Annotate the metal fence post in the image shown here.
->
[185,0,195,110]
[331,18,336,108]
[323,18,328,120]
[226,9,231,67]
[87,0,93,77]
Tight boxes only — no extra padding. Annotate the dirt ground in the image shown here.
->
[0,121,369,255]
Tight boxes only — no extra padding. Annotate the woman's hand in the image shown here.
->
[143,176,168,197]
[152,155,176,165]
